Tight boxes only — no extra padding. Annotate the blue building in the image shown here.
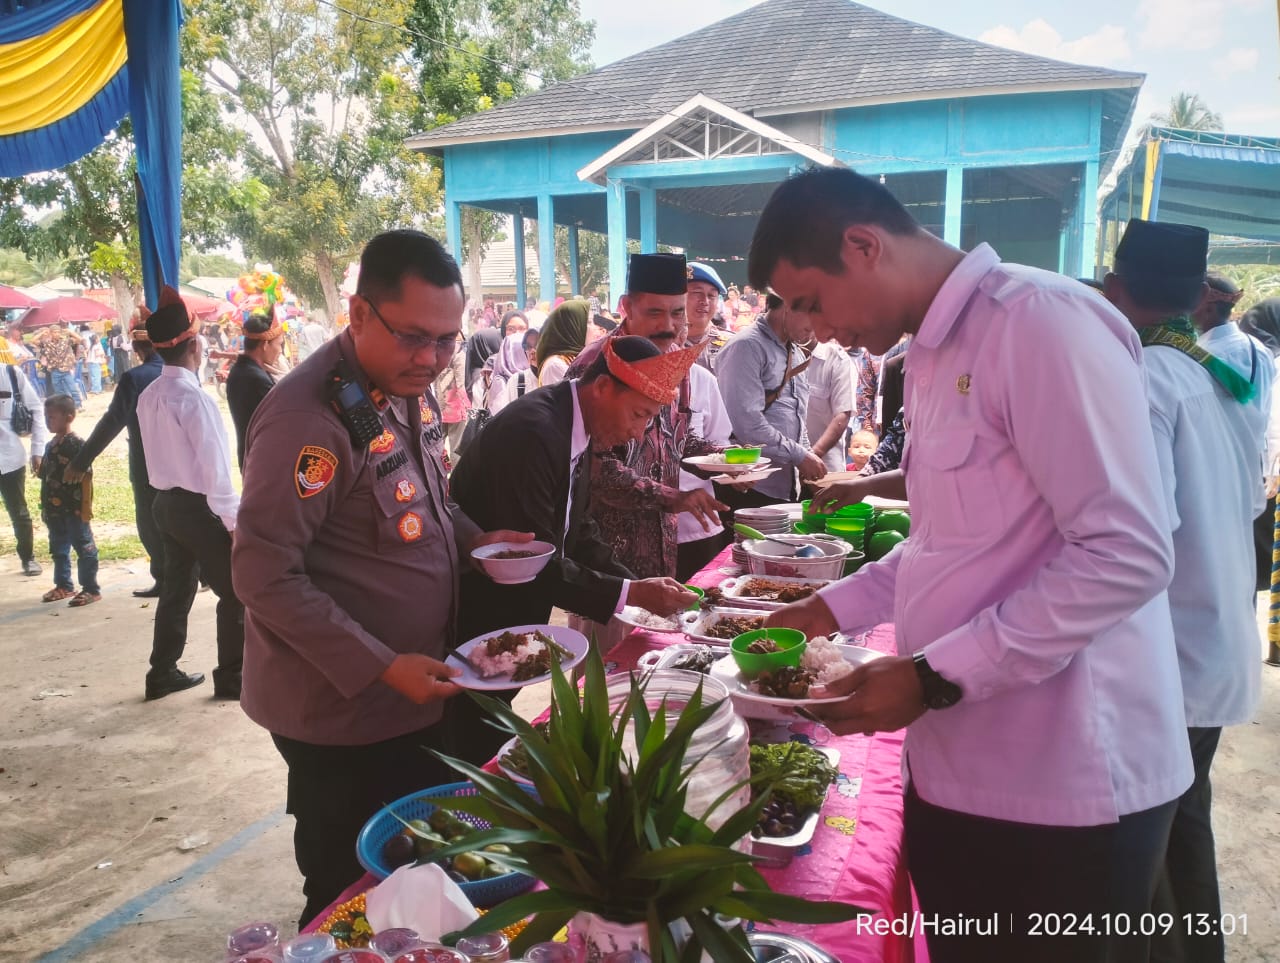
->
[410,0,1141,303]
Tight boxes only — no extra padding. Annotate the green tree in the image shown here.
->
[187,0,442,319]
[1151,92,1224,131]
[409,0,595,302]
[0,248,68,288]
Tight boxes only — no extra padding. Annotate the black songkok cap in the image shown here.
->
[627,253,688,296]
[1114,219,1208,284]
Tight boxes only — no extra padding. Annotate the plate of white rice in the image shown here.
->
[709,636,883,707]
[447,624,589,690]
[616,606,684,633]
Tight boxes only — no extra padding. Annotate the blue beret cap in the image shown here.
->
[686,262,726,296]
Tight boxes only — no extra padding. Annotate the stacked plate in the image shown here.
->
[731,507,792,567]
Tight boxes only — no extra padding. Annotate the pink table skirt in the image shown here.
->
[307,548,920,962]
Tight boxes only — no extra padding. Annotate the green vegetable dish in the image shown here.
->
[748,742,839,837]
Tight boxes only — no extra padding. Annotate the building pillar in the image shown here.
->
[606,178,628,307]
[446,199,463,264]
[537,193,556,305]
[512,211,527,310]
[567,224,581,295]
[1079,158,1100,277]
[944,167,964,247]
[638,186,657,253]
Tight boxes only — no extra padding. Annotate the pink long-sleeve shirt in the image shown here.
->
[819,245,1194,826]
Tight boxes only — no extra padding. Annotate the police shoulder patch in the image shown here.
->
[397,511,424,542]
[295,446,339,498]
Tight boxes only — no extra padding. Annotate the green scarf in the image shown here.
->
[1139,316,1255,404]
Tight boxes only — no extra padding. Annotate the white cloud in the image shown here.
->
[1222,103,1280,135]
[978,20,1132,67]
[1135,0,1263,51]
[1213,47,1260,75]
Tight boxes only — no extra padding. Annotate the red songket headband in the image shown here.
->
[603,336,707,403]
[244,318,284,342]
[151,321,198,349]
[1205,287,1243,306]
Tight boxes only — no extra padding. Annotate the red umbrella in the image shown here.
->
[0,284,39,310]
[183,292,233,321]
[21,296,118,329]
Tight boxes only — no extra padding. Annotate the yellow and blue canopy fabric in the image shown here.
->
[0,0,184,308]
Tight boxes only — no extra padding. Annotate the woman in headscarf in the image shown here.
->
[464,328,502,394]
[499,311,529,338]
[535,299,589,387]
[485,333,536,415]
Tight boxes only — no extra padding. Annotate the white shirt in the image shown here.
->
[1145,344,1264,727]
[539,354,571,388]
[137,365,240,531]
[678,364,731,544]
[569,380,628,611]
[0,365,49,473]
[818,245,1192,825]
[804,340,855,473]
[1198,323,1276,475]
[297,322,329,361]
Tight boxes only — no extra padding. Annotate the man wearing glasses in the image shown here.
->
[233,230,532,927]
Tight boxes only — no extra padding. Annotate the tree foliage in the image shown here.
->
[1151,92,1224,132]
[186,0,443,318]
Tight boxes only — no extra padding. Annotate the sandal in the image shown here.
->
[42,587,75,603]
[68,591,101,607]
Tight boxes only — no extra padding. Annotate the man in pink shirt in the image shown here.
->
[751,168,1192,963]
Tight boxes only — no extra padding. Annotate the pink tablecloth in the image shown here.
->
[307,549,920,962]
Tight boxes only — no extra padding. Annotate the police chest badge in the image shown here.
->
[394,478,417,503]
[397,511,424,542]
[419,399,435,424]
[295,446,338,498]
[369,429,395,454]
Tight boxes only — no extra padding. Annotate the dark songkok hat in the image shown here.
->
[145,286,197,349]
[627,253,688,295]
[593,314,618,333]
[1114,219,1208,284]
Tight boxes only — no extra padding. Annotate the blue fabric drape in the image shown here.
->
[0,0,101,44]
[0,68,128,177]
[121,0,182,307]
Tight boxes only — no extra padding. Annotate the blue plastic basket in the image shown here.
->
[355,780,537,908]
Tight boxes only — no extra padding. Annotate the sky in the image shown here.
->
[577,0,1280,136]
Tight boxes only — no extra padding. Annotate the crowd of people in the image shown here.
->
[2,166,1278,962]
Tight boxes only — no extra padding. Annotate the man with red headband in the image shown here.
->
[227,310,286,469]
[136,287,244,701]
[563,253,728,586]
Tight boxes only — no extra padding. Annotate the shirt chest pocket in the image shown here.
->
[372,471,431,552]
[908,428,1001,541]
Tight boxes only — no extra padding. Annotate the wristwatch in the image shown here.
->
[912,652,963,710]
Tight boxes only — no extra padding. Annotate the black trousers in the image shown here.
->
[1151,727,1225,963]
[149,489,243,687]
[905,785,1176,963]
[0,465,34,563]
[1252,497,1275,592]
[676,529,730,582]
[130,468,165,584]
[272,724,458,927]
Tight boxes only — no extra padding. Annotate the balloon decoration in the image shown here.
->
[226,266,302,332]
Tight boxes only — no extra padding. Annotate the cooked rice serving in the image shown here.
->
[801,635,854,686]
[471,634,545,677]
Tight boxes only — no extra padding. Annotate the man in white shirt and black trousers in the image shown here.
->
[136,287,244,701]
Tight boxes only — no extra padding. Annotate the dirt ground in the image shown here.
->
[1,389,1278,962]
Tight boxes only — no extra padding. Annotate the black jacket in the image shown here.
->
[451,380,633,637]
[226,356,277,469]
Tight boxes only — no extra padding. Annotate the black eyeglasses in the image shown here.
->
[360,295,459,355]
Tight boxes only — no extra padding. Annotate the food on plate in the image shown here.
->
[490,549,540,559]
[739,577,828,602]
[469,630,573,681]
[745,637,782,655]
[704,613,765,639]
[700,585,725,608]
[800,635,858,686]
[386,808,512,882]
[628,608,682,631]
[498,721,551,779]
[750,665,815,698]
[749,742,839,836]
[664,645,716,673]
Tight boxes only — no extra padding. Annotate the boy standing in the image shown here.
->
[38,394,99,606]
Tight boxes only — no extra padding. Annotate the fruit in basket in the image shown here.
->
[453,851,490,881]
[383,832,417,869]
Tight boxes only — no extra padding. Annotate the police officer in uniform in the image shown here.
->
[233,230,531,927]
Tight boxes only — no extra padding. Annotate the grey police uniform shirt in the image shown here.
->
[233,332,479,746]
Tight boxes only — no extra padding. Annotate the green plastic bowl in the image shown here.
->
[724,447,763,464]
[792,519,824,535]
[824,517,867,535]
[731,628,807,677]
[683,585,706,610]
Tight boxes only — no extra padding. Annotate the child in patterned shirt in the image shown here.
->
[38,394,99,606]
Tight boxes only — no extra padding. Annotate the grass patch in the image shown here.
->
[0,449,148,564]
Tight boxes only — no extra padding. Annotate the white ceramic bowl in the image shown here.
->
[470,540,556,584]
[743,537,854,581]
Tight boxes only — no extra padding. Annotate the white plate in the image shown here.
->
[710,466,781,485]
[495,735,536,785]
[683,455,772,476]
[681,607,769,645]
[709,644,884,708]
[717,574,832,609]
[446,624,589,690]
[616,606,685,633]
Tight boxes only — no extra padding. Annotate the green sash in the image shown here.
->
[1139,316,1255,404]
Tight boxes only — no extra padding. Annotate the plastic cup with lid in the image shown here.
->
[282,933,336,962]
[228,922,281,958]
